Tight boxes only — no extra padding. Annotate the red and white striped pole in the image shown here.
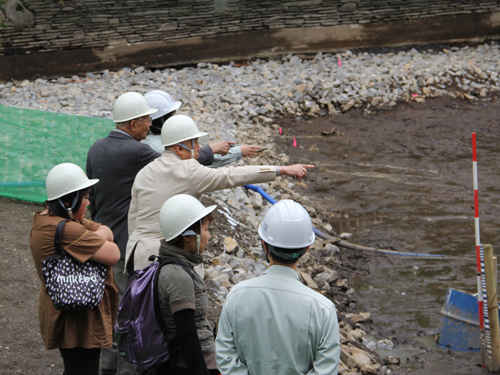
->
[472,132,489,367]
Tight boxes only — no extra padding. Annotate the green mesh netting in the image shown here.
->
[0,104,114,203]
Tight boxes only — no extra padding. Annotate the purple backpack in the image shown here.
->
[115,256,194,372]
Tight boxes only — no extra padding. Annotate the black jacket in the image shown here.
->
[86,130,213,258]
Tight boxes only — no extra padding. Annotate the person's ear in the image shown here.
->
[174,144,184,156]
[129,119,138,132]
[262,240,269,254]
[182,235,193,247]
[305,245,310,254]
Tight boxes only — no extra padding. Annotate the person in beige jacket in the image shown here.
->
[125,114,313,272]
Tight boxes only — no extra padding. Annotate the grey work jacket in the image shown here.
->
[216,265,341,375]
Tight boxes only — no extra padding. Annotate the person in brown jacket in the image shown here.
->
[29,163,120,375]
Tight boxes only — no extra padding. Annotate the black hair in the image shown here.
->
[46,187,91,219]
[264,242,307,265]
[150,112,175,135]
[167,214,213,249]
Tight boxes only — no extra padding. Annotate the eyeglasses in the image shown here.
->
[137,116,152,123]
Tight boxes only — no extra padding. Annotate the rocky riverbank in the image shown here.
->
[2,42,499,374]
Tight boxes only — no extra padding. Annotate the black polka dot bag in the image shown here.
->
[42,219,107,311]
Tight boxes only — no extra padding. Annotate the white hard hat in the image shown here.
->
[159,194,216,242]
[258,200,315,249]
[46,163,99,201]
[161,115,208,147]
[113,92,158,123]
[144,90,182,120]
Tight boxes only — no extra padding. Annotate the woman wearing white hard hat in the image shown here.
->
[143,89,263,167]
[29,163,120,375]
[154,194,219,375]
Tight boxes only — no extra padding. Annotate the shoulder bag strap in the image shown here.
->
[153,257,196,333]
[159,258,196,281]
[53,219,69,256]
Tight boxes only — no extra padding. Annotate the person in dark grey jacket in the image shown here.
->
[143,90,262,166]
[85,92,215,375]
[156,194,219,375]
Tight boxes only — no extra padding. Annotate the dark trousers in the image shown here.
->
[101,259,136,375]
[59,347,101,375]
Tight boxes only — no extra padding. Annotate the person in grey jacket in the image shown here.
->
[143,90,262,167]
[155,194,219,375]
[85,92,215,375]
[215,200,340,375]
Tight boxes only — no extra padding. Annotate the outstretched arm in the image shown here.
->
[209,147,242,168]
[240,145,262,158]
[197,145,215,166]
[209,140,236,156]
[279,164,314,181]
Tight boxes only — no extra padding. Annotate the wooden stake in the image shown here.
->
[495,257,498,290]
[484,244,500,372]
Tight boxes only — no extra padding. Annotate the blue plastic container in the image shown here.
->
[437,288,483,351]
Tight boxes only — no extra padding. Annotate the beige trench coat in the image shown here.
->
[125,152,277,271]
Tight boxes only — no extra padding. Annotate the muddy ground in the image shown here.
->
[1,95,499,374]
[275,95,500,374]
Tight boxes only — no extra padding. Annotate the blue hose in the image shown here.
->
[245,184,349,240]
[244,184,277,204]
[244,184,447,258]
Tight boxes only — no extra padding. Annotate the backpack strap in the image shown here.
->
[151,256,196,333]
[53,219,69,256]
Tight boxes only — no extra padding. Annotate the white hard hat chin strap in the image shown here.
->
[181,220,202,254]
[177,139,195,159]
[57,192,79,219]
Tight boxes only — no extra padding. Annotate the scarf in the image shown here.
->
[158,239,203,266]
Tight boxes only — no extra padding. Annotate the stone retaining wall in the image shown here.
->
[1,0,500,79]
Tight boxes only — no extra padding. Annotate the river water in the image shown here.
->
[275,96,500,373]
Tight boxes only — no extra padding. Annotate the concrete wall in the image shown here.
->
[1,0,500,79]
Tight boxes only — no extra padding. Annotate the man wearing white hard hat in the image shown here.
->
[143,89,262,167]
[87,92,160,375]
[215,200,340,375]
[125,114,314,272]
[86,92,168,375]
